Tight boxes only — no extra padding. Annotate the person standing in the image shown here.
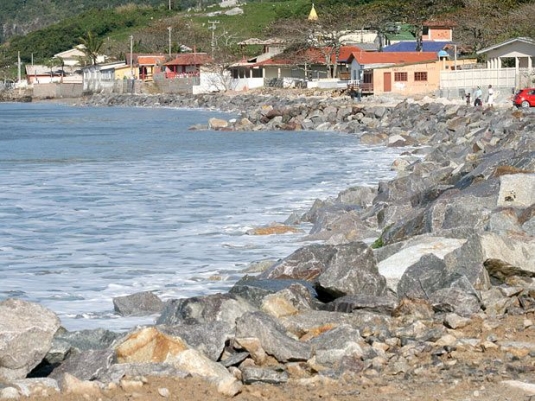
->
[474,86,483,107]
[487,84,495,108]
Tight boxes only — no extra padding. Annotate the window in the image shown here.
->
[394,72,407,81]
[414,72,428,81]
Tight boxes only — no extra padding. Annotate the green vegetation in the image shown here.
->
[370,237,383,249]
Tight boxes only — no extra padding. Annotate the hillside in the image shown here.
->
[0,0,224,42]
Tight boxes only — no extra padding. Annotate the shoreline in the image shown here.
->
[1,91,535,400]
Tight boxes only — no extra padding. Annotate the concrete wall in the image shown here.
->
[440,68,519,92]
[32,83,83,99]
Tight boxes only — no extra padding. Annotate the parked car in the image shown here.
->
[513,88,535,108]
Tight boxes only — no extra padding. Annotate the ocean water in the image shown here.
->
[0,102,401,331]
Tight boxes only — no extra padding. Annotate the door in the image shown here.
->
[384,72,392,92]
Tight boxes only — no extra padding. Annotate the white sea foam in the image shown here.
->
[0,103,402,331]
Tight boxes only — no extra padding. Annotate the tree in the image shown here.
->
[452,0,515,53]
[390,0,463,51]
[43,57,63,81]
[78,31,104,65]
[267,3,357,79]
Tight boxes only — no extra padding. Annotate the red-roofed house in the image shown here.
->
[230,45,367,88]
[347,51,440,95]
[137,55,167,81]
[164,53,213,78]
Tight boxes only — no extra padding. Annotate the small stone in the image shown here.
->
[0,387,20,400]
[158,388,170,398]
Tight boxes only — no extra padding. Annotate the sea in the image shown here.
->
[0,101,401,332]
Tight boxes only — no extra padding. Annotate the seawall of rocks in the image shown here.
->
[1,91,534,399]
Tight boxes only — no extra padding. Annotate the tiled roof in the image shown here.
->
[252,45,367,67]
[338,46,366,62]
[348,51,438,65]
[383,41,451,52]
[164,53,212,66]
[138,55,167,65]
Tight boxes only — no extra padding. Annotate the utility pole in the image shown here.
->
[17,51,21,84]
[168,27,172,58]
[129,35,134,78]
[454,44,457,71]
[208,20,219,59]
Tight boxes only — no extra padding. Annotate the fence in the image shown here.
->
[438,67,535,100]
[440,68,517,91]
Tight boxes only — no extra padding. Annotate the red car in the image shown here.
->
[513,88,535,108]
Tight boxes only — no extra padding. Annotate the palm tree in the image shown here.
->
[43,57,62,81]
[78,31,104,65]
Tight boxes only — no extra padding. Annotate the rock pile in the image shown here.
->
[1,92,534,399]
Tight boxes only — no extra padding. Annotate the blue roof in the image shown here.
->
[383,41,451,52]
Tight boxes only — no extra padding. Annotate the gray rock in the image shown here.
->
[241,367,289,384]
[325,294,398,315]
[430,287,481,317]
[48,348,114,382]
[279,310,392,339]
[46,328,120,364]
[156,293,256,326]
[0,299,61,382]
[316,242,387,299]
[113,291,164,317]
[229,277,318,308]
[258,244,337,281]
[378,236,466,293]
[235,312,312,362]
[158,321,234,361]
[220,352,249,368]
[307,325,364,366]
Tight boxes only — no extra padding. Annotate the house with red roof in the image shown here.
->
[347,51,440,95]
[229,45,367,88]
[137,55,167,81]
[163,53,213,79]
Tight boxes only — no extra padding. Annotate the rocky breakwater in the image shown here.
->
[1,95,535,400]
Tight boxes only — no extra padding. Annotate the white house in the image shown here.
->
[54,45,108,67]
[82,61,126,93]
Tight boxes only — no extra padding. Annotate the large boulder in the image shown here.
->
[158,321,234,361]
[235,312,312,362]
[46,328,120,365]
[260,242,387,300]
[229,277,318,308]
[258,244,337,281]
[166,349,242,397]
[0,299,61,382]
[112,291,164,317]
[156,293,256,326]
[316,242,387,299]
[377,236,467,292]
[444,232,535,289]
[114,327,189,364]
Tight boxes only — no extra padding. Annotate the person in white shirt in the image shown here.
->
[487,84,495,108]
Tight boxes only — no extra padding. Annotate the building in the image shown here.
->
[137,55,167,81]
[82,61,127,93]
[347,51,438,93]
[163,53,212,79]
